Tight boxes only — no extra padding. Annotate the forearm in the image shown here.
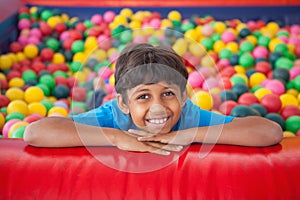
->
[189,116,283,147]
[24,117,120,147]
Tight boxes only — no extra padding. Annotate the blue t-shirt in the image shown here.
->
[72,99,234,131]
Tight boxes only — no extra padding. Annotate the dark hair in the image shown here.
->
[114,43,188,102]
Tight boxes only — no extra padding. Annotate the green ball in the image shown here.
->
[293,76,300,91]
[71,101,87,110]
[211,33,221,42]
[5,112,25,122]
[275,57,294,70]
[11,126,26,138]
[274,43,288,54]
[251,85,263,93]
[111,26,125,38]
[252,30,262,38]
[119,30,133,43]
[46,38,60,52]
[285,116,300,133]
[181,22,194,32]
[22,70,37,82]
[18,13,30,20]
[239,53,254,68]
[84,20,94,29]
[148,35,160,46]
[258,35,270,47]
[172,20,181,27]
[70,61,83,73]
[230,75,247,85]
[39,74,55,90]
[40,99,54,112]
[240,41,254,53]
[71,40,85,53]
[276,31,290,38]
[36,83,50,96]
[219,49,232,59]
[201,38,213,50]
[40,10,53,21]
[53,71,69,78]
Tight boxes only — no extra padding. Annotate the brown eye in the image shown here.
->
[163,91,175,97]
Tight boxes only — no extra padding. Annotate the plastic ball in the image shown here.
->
[231,83,249,97]
[230,105,260,117]
[24,114,43,123]
[5,112,25,122]
[264,113,285,130]
[9,77,25,88]
[188,71,205,88]
[280,94,298,108]
[249,72,267,88]
[255,61,272,75]
[260,94,282,113]
[5,87,24,101]
[70,86,86,102]
[218,90,238,102]
[2,119,21,138]
[0,95,10,108]
[201,38,213,50]
[0,113,5,129]
[254,88,272,101]
[275,57,294,71]
[71,40,85,53]
[39,74,55,90]
[249,103,267,116]
[8,121,29,138]
[264,79,285,95]
[221,30,235,43]
[53,85,70,99]
[293,76,300,91]
[191,91,213,110]
[230,74,247,86]
[240,41,254,53]
[239,53,254,69]
[0,55,13,70]
[28,102,47,117]
[290,66,300,80]
[272,68,290,82]
[7,100,28,116]
[46,38,60,52]
[10,126,26,138]
[22,70,37,82]
[285,116,300,134]
[283,131,296,137]
[23,44,39,59]
[47,106,68,117]
[280,105,300,120]
[168,10,181,21]
[18,18,31,30]
[52,53,65,64]
[218,100,237,115]
[238,92,259,106]
[24,86,44,103]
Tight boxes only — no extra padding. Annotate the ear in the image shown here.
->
[180,89,188,107]
[116,94,130,114]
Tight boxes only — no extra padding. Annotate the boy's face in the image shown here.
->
[117,81,187,134]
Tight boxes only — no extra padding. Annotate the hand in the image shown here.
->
[136,130,196,146]
[114,130,183,156]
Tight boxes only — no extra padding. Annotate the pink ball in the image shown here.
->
[91,14,102,25]
[201,24,214,37]
[18,35,28,47]
[217,59,230,67]
[278,36,289,44]
[290,24,300,35]
[133,35,147,43]
[149,18,161,29]
[98,66,114,80]
[265,79,285,95]
[103,11,115,23]
[188,71,205,88]
[105,83,115,94]
[238,93,259,106]
[27,36,40,45]
[97,34,111,51]
[253,46,269,59]
[202,77,219,91]
[24,114,43,123]
[29,28,42,39]
[221,30,235,43]
[2,119,21,138]
[199,67,214,78]
[261,79,271,87]
[60,31,70,41]
[289,36,300,46]
[109,52,119,63]
[290,66,300,79]
[87,72,97,82]
[18,18,31,30]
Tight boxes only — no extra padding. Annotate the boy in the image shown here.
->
[24,43,283,155]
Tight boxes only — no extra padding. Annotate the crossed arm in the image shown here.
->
[24,116,283,156]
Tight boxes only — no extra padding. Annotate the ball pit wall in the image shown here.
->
[1,137,300,199]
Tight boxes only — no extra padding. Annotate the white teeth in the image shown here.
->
[148,117,168,124]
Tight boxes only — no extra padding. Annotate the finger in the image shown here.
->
[145,142,183,152]
[128,129,155,137]
[138,135,170,144]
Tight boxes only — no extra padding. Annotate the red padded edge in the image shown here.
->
[1,137,300,199]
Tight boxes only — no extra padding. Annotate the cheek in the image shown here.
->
[129,104,147,126]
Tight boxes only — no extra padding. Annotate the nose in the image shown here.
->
[149,103,167,116]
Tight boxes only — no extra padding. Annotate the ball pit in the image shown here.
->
[0,6,300,139]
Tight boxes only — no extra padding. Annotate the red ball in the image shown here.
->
[280,105,300,120]
[47,64,60,74]
[24,114,43,123]
[7,70,21,81]
[88,27,102,37]
[220,67,236,78]
[58,63,69,72]
[0,94,10,108]
[255,61,272,75]
[67,77,78,88]
[40,48,54,62]
[0,79,8,90]
[70,86,86,102]
[55,76,68,86]
[75,23,87,33]
[40,22,52,36]
[69,30,82,40]
[238,92,259,106]
[220,77,232,90]
[54,22,67,34]
[260,94,282,113]
[219,100,238,115]
[12,62,22,71]
[9,42,23,53]
[31,61,46,74]
[63,38,74,50]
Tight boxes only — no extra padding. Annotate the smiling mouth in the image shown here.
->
[146,117,170,125]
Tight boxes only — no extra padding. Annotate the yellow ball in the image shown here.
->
[201,54,215,68]
[24,44,39,59]
[7,53,18,64]
[189,43,206,57]
[234,65,246,74]
[8,77,25,88]
[47,16,61,28]
[16,52,26,62]
[85,36,98,51]
[191,91,213,110]
[168,10,181,21]
[8,121,29,138]
[109,74,115,86]
[226,42,239,53]
[280,94,298,108]
[213,40,225,54]
[48,106,68,117]
[29,6,38,14]
[28,102,47,117]
[185,29,198,41]
[91,49,107,62]
[236,23,247,32]
[129,20,142,29]
[60,13,69,22]
[283,131,295,137]
[0,113,4,129]
[113,15,128,25]
[24,86,45,103]
[214,21,226,34]
[249,72,267,88]
[52,53,65,64]
[5,87,24,101]
[286,89,299,97]
[246,35,257,46]
[269,38,283,52]
[0,55,13,70]
[267,22,280,34]
[73,52,87,63]
[7,100,29,116]
[254,88,272,101]
[120,8,133,17]
[73,71,86,83]
[160,19,173,29]
[0,72,6,80]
